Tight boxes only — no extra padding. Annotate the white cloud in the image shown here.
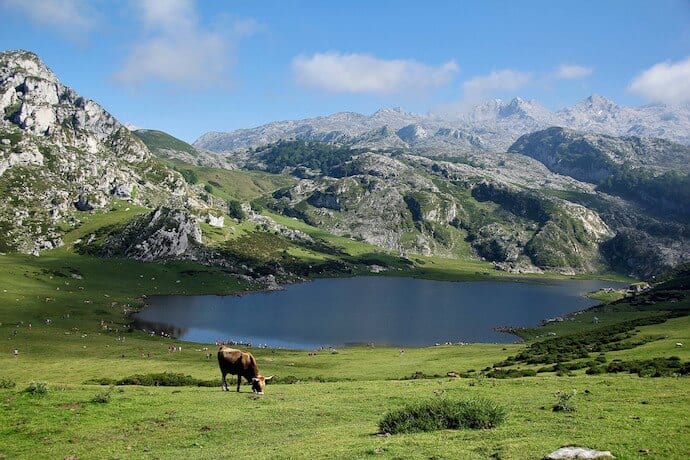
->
[462,69,532,102]
[1,0,96,38]
[138,0,195,30]
[629,57,690,104]
[292,52,459,94]
[115,0,259,88]
[554,64,593,79]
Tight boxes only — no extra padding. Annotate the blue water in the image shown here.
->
[134,277,625,348]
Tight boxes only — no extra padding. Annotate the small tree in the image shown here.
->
[227,199,246,221]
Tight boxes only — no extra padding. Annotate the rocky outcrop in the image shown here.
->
[0,50,188,253]
[544,446,613,460]
[83,206,202,261]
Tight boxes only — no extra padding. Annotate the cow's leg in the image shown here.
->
[221,371,228,391]
[236,374,241,392]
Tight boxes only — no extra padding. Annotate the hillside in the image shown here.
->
[224,136,686,277]
[133,129,236,169]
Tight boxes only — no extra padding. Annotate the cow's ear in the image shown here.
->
[265,375,274,381]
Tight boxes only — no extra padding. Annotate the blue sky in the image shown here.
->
[1,0,689,142]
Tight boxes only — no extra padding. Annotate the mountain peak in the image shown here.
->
[580,94,618,109]
[0,49,58,83]
[373,107,405,116]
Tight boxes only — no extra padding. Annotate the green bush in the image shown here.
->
[606,357,688,377]
[24,381,48,395]
[86,372,216,387]
[92,386,114,404]
[177,168,198,184]
[227,199,246,220]
[379,398,506,434]
[486,368,537,379]
[552,390,576,412]
[401,371,442,380]
[0,377,17,389]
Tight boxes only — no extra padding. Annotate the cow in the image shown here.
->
[217,346,273,394]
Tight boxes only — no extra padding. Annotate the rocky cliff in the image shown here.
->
[0,50,187,253]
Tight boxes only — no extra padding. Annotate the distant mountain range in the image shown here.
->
[195,96,690,154]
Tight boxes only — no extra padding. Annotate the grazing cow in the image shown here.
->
[217,346,273,394]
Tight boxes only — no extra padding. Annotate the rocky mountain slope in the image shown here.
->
[236,130,688,277]
[195,96,690,154]
[0,50,195,253]
[509,127,690,183]
[245,141,611,275]
[509,127,690,218]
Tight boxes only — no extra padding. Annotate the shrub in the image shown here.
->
[378,398,506,434]
[585,366,605,375]
[227,199,246,220]
[92,387,114,404]
[486,368,537,379]
[86,373,216,387]
[552,390,576,412]
[402,371,442,380]
[177,168,198,184]
[0,377,16,389]
[24,381,48,395]
[605,357,688,377]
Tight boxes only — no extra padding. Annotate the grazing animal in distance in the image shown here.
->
[217,346,273,394]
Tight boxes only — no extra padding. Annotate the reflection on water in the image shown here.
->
[134,319,188,339]
[133,276,625,349]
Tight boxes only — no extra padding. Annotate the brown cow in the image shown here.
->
[217,346,273,394]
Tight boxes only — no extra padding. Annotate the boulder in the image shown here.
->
[545,446,614,459]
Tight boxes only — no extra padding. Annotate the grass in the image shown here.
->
[0,376,687,459]
[163,160,295,202]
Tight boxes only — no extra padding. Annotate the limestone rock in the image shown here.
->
[544,446,614,459]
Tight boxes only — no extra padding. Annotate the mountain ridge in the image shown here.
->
[195,95,690,154]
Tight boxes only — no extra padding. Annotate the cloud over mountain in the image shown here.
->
[629,56,690,104]
[292,52,459,94]
[461,69,532,102]
[114,0,258,89]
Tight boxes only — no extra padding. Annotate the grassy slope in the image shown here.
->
[133,129,198,156]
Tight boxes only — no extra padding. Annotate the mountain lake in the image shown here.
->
[133,277,627,349]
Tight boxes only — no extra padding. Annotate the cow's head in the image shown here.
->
[251,375,274,394]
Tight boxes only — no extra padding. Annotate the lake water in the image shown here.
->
[133,277,626,348]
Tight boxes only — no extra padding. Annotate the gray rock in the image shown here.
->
[544,446,614,459]
[74,194,94,211]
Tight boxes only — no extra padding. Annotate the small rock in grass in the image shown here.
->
[545,446,614,459]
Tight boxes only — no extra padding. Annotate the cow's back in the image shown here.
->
[217,347,257,377]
